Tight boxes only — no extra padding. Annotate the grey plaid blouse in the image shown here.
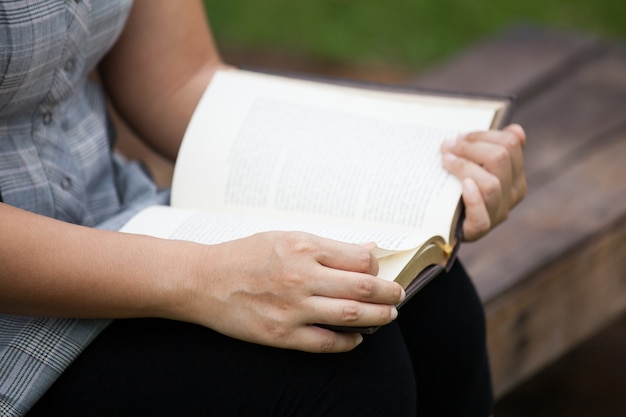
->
[0,1,169,415]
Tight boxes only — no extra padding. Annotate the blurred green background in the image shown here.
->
[203,0,626,72]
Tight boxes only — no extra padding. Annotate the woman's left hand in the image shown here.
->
[441,123,527,241]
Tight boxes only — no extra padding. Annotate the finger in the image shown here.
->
[442,151,504,224]
[463,128,526,204]
[289,325,365,353]
[312,268,405,306]
[503,124,528,205]
[446,134,514,191]
[460,178,491,241]
[313,235,379,276]
[304,295,398,331]
[283,234,402,305]
[462,126,525,149]
[504,123,527,147]
[459,139,514,211]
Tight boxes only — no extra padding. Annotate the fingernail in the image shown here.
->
[356,334,364,346]
[359,241,377,250]
[390,307,398,320]
[443,152,457,162]
[441,138,456,150]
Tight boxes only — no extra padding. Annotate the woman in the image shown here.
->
[0,1,526,416]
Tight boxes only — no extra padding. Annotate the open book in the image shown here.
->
[121,68,513,333]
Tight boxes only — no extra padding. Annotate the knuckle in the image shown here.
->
[492,146,510,165]
[356,277,377,298]
[443,152,466,172]
[284,231,315,254]
[284,260,308,282]
[462,131,478,143]
[318,332,337,353]
[258,299,298,341]
[263,320,290,341]
[482,176,502,201]
[340,303,360,323]
[355,247,375,273]
[455,139,471,156]
[502,133,520,150]
[393,284,404,302]
[385,306,396,322]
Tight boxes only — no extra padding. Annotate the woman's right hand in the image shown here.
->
[167,231,405,353]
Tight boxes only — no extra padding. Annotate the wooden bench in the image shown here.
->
[116,24,626,399]
[412,25,626,398]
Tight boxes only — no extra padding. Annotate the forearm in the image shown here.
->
[1,202,405,352]
[0,203,196,319]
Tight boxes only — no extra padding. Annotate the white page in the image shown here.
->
[172,70,499,240]
[121,205,430,252]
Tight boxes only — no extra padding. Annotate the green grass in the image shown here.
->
[203,0,626,70]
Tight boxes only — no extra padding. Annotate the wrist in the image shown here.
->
[147,239,216,326]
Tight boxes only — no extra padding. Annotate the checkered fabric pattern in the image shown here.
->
[0,1,168,415]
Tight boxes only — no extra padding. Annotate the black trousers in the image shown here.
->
[27,261,492,417]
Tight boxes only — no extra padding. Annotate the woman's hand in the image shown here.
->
[441,124,527,241]
[170,232,405,353]
[0,203,401,355]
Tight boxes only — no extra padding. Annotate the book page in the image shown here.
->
[172,69,501,239]
[121,205,432,252]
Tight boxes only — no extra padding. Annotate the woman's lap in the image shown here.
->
[27,319,415,416]
[397,260,493,416]
[27,261,491,417]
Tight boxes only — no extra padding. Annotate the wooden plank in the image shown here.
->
[515,43,626,180]
[460,43,626,301]
[414,26,626,396]
[457,40,626,394]
[413,25,603,100]
[493,311,626,415]
[483,131,626,397]
[489,217,626,398]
